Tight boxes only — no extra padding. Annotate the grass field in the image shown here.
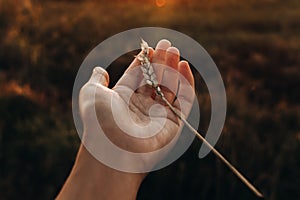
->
[0,0,300,199]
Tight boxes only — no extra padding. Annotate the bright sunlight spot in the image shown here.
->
[156,0,166,7]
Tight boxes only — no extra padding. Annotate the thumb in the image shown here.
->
[80,66,110,110]
[88,66,110,87]
[79,66,110,118]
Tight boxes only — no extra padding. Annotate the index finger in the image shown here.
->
[114,48,154,90]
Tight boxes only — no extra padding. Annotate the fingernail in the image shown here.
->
[93,66,105,74]
[167,47,180,55]
[155,39,171,51]
[91,66,109,85]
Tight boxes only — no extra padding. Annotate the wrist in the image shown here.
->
[57,145,146,200]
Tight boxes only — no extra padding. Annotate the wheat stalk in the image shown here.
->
[137,39,264,199]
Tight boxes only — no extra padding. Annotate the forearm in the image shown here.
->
[56,145,145,200]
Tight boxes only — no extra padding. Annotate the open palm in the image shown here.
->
[79,39,194,170]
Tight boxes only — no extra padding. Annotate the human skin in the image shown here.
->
[56,39,195,200]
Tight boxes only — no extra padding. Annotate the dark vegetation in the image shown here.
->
[0,0,299,199]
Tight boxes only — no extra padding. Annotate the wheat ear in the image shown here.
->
[137,39,264,199]
[137,39,164,97]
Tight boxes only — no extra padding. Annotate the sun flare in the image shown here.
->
[156,0,166,7]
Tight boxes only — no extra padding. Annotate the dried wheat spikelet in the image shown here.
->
[137,39,163,97]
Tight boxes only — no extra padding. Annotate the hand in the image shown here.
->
[57,39,195,200]
[82,39,194,152]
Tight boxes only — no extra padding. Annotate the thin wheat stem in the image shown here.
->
[138,39,264,199]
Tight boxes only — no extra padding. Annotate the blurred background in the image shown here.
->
[0,0,299,199]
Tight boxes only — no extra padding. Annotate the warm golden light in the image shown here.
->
[1,80,46,104]
[156,0,166,7]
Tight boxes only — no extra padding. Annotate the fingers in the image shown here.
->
[136,40,172,96]
[159,47,180,103]
[178,61,194,88]
[138,40,179,100]
[153,39,172,62]
[115,48,154,90]
[174,61,195,116]
[152,39,172,84]
[114,39,195,118]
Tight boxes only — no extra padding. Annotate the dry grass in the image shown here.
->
[0,0,299,199]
